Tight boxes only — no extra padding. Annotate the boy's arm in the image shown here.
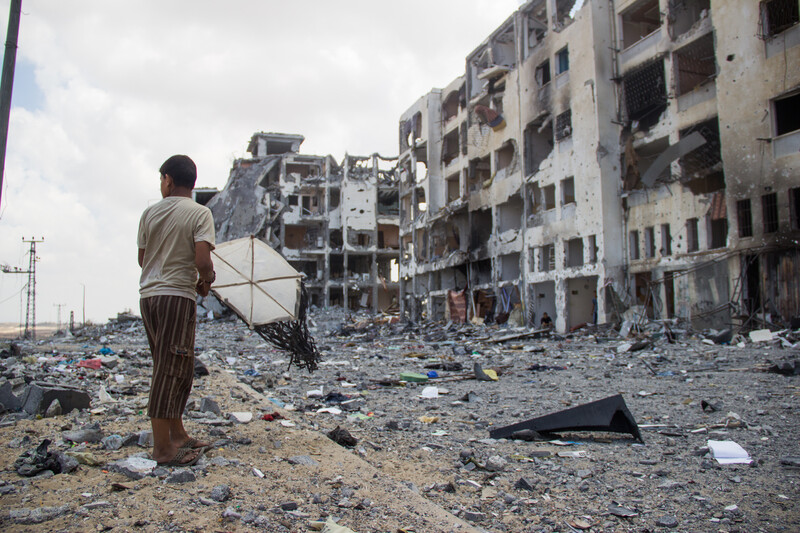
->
[195,241,215,297]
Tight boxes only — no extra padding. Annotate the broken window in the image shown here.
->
[708,216,727,249]
[442,90,460,124]
[283,225,307,250]
[446,172,461,203]
[470,209,493,250]
[623,58,667,129]
[524,117,554,175]
[661,224,672,255]
[629,230,640,260]
[523,1,547,59]
[555,47,569,75]
[791,187,800,229]
[566,238,584,267]
[442,128,460,166]
[674,33,716,96]
[561,177,575,205]
[468,155,491,191]
[288,195,298,206]
[760,0,800,38]
[496,140,516,172]
[330,229,343,249]
[377,189,399,216]
[543,184,556,210]
[669,0,711,37]
[538,244,555,272]
[623,136,671,190]
[536,60,551,86]
[762,192,779,233]
[378,224,399,249]
[773,91,800,136]
[555,109,572,141]
[500,253,521,281]
[644,226,656,258]
[679,117,724,192]
[588,235,598,263]
[490,22,517,70]
[737,199,753,237]
[620,0,661,49]
[414,188,427,217]
[497,196,523,233]
[687,218,700,252]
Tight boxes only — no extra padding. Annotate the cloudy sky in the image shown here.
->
[0,0,527,326]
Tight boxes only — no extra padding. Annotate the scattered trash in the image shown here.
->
[420,386,439,399]
[399,372,428,383]
[707,440,752,464]
[14,439,62,477]
[489,394,643,442]
[327,426,357,447]
[749,329,775,343]
[473,363,498,381]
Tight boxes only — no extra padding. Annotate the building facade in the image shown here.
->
[206,132,401,313]
[397,0,800,331]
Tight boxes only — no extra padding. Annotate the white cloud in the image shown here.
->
[0,0,522,324]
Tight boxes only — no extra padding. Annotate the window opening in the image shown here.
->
[762,193,779,233]
[679,117,724,193]
[621,0,661,49]
[669,0,710,37]
[675,33,716,96]
[543,184,556,210]
[791,188,800,229]
[629,230,640,260]
[555,47,569,74]
[644,226,656,258]
[524,116,554,175]
[561,177,575,205]
[539,244,555,272]
[774,92,800,136]
[759,0,800,38]
[661,224,672,255]
[623,58,667,129]
[588,235,598,263]
[687,218,699,252]
[708,217,728,249]
[536,59,551,86]
[566,238,584,267]
[555,109,572,141]
[523,2,548,59]
[737,199,753,237]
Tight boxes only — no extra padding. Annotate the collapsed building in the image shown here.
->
[205,133,401,313]
[397,0,800,331]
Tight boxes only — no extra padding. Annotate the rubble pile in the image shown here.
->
[0,313,798,532]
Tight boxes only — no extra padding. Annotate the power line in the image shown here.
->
[1,236,43,339]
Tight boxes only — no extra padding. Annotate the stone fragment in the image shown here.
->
[656,515,679,528]
[222,507,241,521]
[54,451,79,473]
[515,477,536,491]
[9,505,70,524]
[62,426,104,444]
[280,501,298,511]
[108,457,157,480]
[462,510,487,521]
[82,501,113,510]
[165,468,196,484]
[21,382,91,415]
[780,456,800,467]
[485,455,507,472]
[44,399,62,417]
[200,397,222,415]
[211,484,231,502]
[228,411,253,423]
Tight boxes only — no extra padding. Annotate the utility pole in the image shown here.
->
[2,237,43,339]
[53,303,65,333]
[0,0,22,209]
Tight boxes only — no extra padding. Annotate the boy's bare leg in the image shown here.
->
[151,418,199,464]
[168,418,210,448]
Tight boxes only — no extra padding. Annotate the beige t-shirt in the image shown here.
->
[137,196,216,300]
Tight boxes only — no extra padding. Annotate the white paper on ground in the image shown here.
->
[420,386,439,398]
[708,439,752,464]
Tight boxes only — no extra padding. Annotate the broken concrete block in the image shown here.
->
[21,382,91,415]
[9,505,70,524]
[62,426,104,444]
[749,329,775,342]
[108,457,157,480]
[0,381,23,412]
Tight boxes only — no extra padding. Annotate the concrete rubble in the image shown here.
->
[0,312,798,532]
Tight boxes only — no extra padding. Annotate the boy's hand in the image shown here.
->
[196,279,211,297]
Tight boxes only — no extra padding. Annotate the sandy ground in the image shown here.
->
[0,316,798,532]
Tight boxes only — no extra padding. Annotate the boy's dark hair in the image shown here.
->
[159,155,197,189]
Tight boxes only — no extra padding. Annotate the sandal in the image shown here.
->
[157,447,203,467]
[180,437,212,451]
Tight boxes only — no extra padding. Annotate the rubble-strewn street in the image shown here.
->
[1,313,798,532]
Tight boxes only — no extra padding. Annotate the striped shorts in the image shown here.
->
[140,295,197,419]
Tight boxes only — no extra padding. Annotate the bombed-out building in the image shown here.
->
[397,0,800,331]
[206,132,401,313]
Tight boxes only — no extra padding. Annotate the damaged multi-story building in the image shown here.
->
[397,0,800,331]
[205,132,401,313]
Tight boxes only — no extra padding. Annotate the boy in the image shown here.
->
[137,155,216,466]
